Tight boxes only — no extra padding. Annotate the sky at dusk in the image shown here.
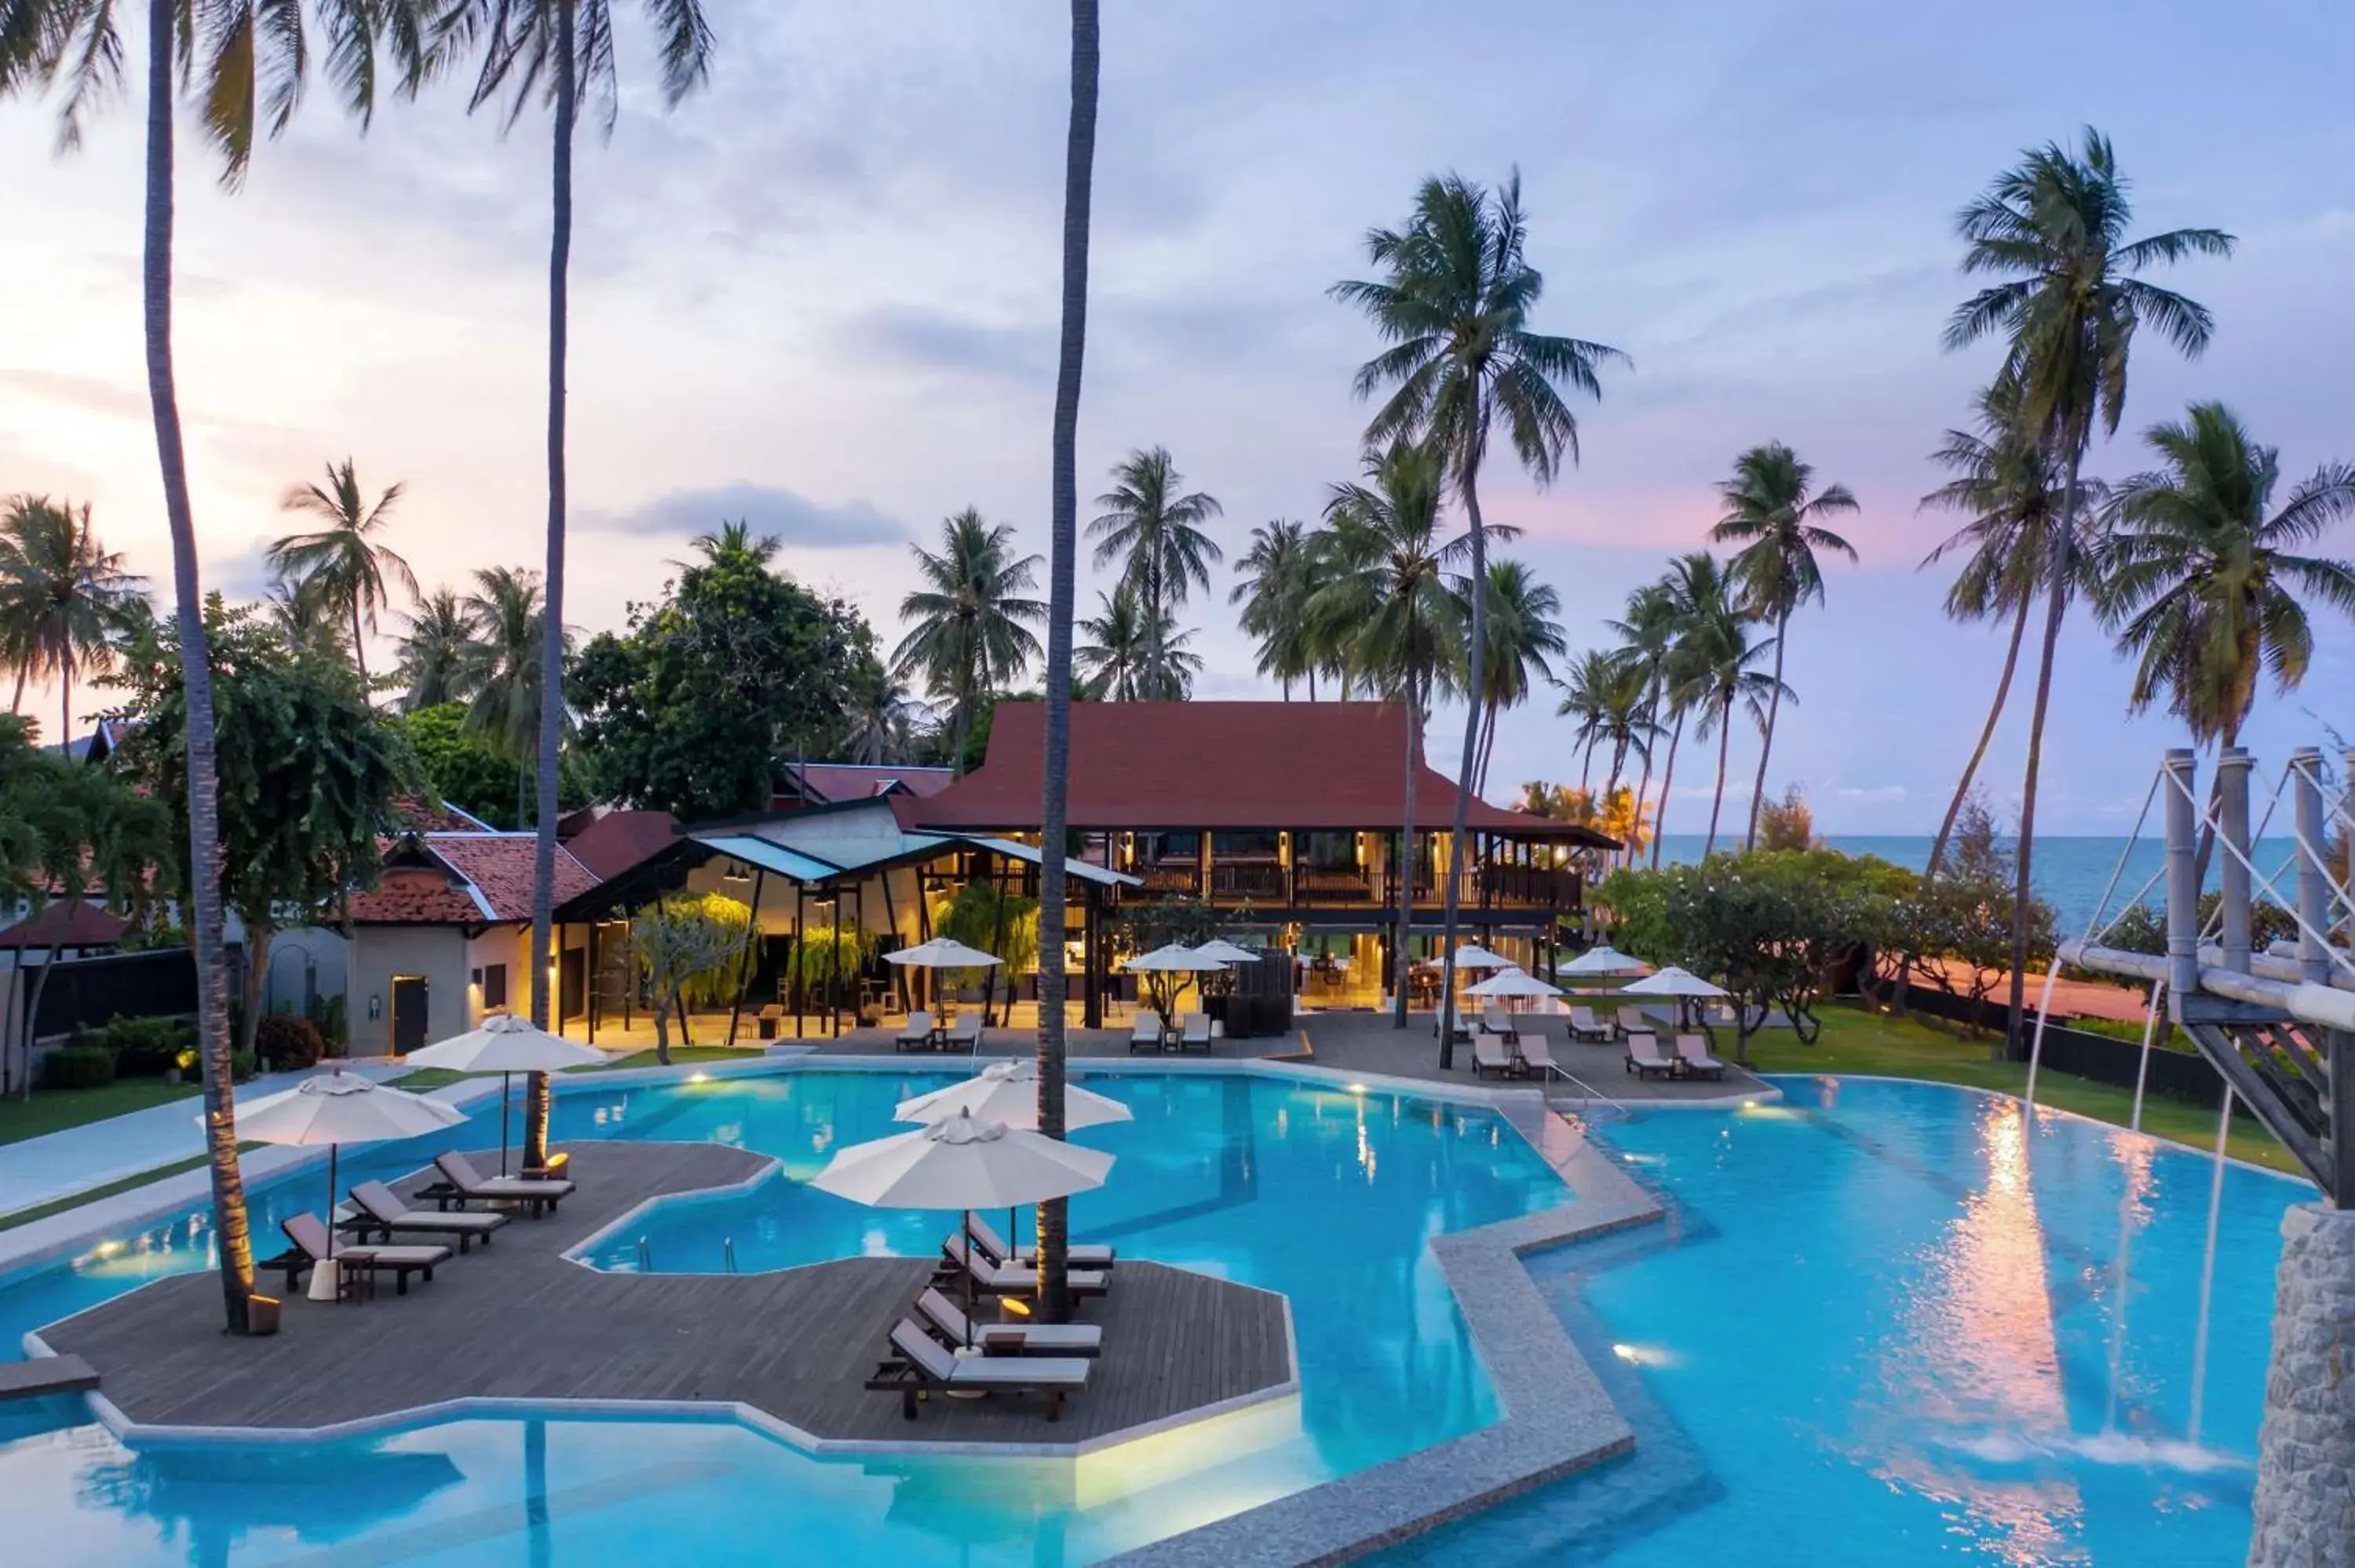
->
[5,0,2352,834]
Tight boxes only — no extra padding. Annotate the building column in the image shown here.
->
[1082,884,1102,1030]
[2248,1202,2355,1567]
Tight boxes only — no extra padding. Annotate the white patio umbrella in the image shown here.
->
[885,936,1002,1017]
[1563,945,1648,977]
[893,1059,1133,1132]
[1448,943,1514,970]
[225,1068,467,1300]
[1123,943,1226,1027]
[811,1109,1113,1344]
[1465,967,1562,998]
[1190,939,1261,966]
[401,1013,608,1174]
[1621,965,1728,997]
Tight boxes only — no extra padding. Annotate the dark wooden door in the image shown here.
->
[559,947,586,1023]
[391,975,429,1055]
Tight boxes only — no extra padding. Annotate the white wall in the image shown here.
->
[346,926,475,1056]
[264,927,349,1016]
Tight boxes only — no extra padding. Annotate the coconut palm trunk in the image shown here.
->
[58,651,71,760]
[1434,469,1488,1070]
[1628,708,1658,868]
[1393,673,1421,1030]
[2004,448,2084,1057]
[1926,594,2032,878]
[1704,696,1733,855]
[350,600,369,694]
[1743,607,1789,848]
[1031,0,1098,1326]
[1649,712,1683,868]
[143,0,254,1333]
[524,0,579,1171]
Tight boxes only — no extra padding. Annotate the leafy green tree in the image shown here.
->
[268,458,414,694]
[1755,786,1816,851]
[105,599,418,1058]
[1670,554,1784,855]
[392,703,528,827]
[1885,793,2056,1032]
[457,566,565,825]
[892,509,1045,772]
[1466,559,1565,796]
[1944,126,2233,1045]
[1076,582,1198,700]
[1088,447,1221,683]
[1608,577,1681,869]
[1332,168,1624,1059]
[2097,401,2355,750]
[1710,441,1858,848]
[1554,649,1616,790]
[933,877,1039,1026]
[0,496,148,746]
[572,526,878,820]
[631,892,752,1064]
[394,587,478,713]
[1231,519,1324,699]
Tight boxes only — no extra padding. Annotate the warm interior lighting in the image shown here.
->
[1000,1296,1033,1318]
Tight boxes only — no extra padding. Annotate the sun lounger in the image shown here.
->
[1616,1005,1649,1040]
[348,1180,509,1252]
[966,1213,1114,1270]
[1623,1032,1675,1080]
[756,1002,786,1041]
[941,1012,984,1051]
[418,1150,574,1217]
[1516,1033,1559,1079]
[940,1234,1108,1299]
[271,1213,451,1297]
[1675,1033,1729,1080]
[1179,1010,1211,1051]
[1480,1005,1517,1040]
[867,1318,1092,1421]
[895,1009,936,1052]
[1568,1006,1612,1042]
[1130,1009,1164,1053]
[915,1286,1102,1357]
[1471,1034,1516,1078]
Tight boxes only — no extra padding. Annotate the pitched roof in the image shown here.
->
[388,796,496,834]
[908,701,1616,844]
[778,762,957,805]
[429,836,601,922]
[562,809,681,881]
[342,834,600,925]
[0,904,130,949]
[342,864,491,925]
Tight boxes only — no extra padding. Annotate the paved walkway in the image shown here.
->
[0,1062,403,1219]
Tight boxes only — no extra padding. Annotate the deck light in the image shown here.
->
[688,1071,711,1085]
[1346,1082,1369,1094]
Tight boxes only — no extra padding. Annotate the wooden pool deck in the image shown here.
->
[29,1143,1296,1454]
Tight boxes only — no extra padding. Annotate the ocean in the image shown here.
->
[1646,833,2306,937]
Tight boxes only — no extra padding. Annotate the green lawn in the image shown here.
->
[0,1146,267,1234]
[1743,1002,2297,1176]
[0,1078,203,1147]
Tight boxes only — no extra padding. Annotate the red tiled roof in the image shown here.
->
[562,810,681,881]
[907,701,1615,844]
[782,763,957,804]
[389,797,492,834]
[0,903,130,949]
[430,836,600,922]
[343,865,488,925]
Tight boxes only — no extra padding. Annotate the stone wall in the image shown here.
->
[2248,1202,2355,1566]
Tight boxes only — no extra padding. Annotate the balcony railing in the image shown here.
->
[1476,863,1581,909]
[1125,848,1577,911]
[1210,859,1286,900]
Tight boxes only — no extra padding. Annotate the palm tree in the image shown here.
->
[1678,564,1785,855]
[2098,403,2355,750]
[1088,447,1221,680]
[263,572,352,662]
[1463,559,1565,796]
[1309,441,1468,1031]
[268,458,414,694]
[1231,519,1323,698]
[395,588,480,711]
[1077,583,1198,700]
[4,0,406,1336]
[1643,553,1734,867]
[1945,127,2233,1045]
[1554,651,1618,789]
[890,509,1046,771]
[420,0,716,1164]
[842,669,923,764]
[0,497,147,750]
[1710,443,1857,848]
[458,566,561,826]
[1608,579,1678,868]
[1592,656,1659,803]
[1331,169,1624,1058]
[1916,380,2087,877]
[1032,0,1100,1326]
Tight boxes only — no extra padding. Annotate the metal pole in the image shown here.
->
[2218,746,2253,974]
[2294,746,2330,983]
[2163,749,2200,1002]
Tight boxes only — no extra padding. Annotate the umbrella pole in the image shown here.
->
[326,1144,338,1263]
[501,1072,513,1176]
[962,1210,976,1349]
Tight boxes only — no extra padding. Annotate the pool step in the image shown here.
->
[0,1354,98,1403]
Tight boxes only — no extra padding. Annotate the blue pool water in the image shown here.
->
[0,1069,2311,1564]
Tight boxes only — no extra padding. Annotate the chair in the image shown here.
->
[1616,1005,1650,1041]
[895,1009,936,1052]
[1179,1010,1211,1051]
[1568,1006,1612,1043]
[942,1012,984,1051]
[419,1150,574,1217]
[966,1213,1114,1270]
[756,1002,787,1041]
[347,1180,509,1252]
[867,1318,1092,1421]
[1675,1033,1729,1081]
[1129,1010,1164,1054]
[940,1234,1109,1299]
[1471,1034,1516,1079]
[1516,1033,1559,1080]
[1624,1032,1676,1080]
[915,1287,1101,1357]
[271,1214,451,1298]
[1480,1005,1517,1041]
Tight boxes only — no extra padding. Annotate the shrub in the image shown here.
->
[102,1016,195,1078]
[309,993,349,1056]
[44,1045,117,1090]
[254,1014,326,1072]
[231,1048,257,1082]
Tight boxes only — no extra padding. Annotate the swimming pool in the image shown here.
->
[0,1068,1568,1563]
[0,1068,2307,1564]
